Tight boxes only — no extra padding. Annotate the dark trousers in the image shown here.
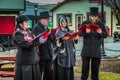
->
[81,57,101,80]
[39,60,52,80]
[56,65,74,80]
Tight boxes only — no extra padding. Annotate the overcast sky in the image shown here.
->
[27,0,64,4]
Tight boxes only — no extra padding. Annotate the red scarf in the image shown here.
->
[16,28,35,42]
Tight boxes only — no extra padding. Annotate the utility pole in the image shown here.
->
[34,4,38,24]
[101,0,106,56]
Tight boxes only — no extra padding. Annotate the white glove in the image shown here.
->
[39,36,47,44]
[56,39,61,47]
[59,48,65,53]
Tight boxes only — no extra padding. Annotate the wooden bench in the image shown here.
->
[0,61,15,71]
[0,60,15,77]
[0,52,16,77]
[0,71,15,77]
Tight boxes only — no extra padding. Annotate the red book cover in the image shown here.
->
[51,26,61,35]
[71,32,79,38]
[64,33,72,37]
[32,30,51,42]
[50,26,61,39]
[57,32,79,40]
[78,24,100,33]
[62,33,73,40]
[56,33,72,40]
[78,24,87,32]
[87,24,100,30]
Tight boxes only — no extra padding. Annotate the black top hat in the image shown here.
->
[39,11,50,19]
[16,15,29,23]
[90,7,99,16]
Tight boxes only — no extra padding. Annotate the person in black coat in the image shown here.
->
[13,15,48,80]
[33,11,53,80]
[80,7,107,80]
[55,17,78,80]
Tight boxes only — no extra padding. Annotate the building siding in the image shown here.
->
[52,0,112,35]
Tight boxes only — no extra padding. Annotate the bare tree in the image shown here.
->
[104,0,120,25]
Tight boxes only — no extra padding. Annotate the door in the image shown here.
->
[75,14,83,58]
[75,14,83,31]
[0,16,15,34]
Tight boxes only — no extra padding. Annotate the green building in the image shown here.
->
[50,0,119,36]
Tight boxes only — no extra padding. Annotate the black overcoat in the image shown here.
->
[33,22,52,60]
[13,26,39,65]
[56,28,76,68]
[80,20,107,58]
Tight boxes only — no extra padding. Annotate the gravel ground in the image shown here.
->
[75,73,81,80]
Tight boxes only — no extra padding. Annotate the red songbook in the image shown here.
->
[61,33,73,40]
[71,32,79,38]
[32,30,51,42]
[86,24,100,30]
[56,33,72,40]
[78,24,87,32]
[51,26,61,35]
[57,32,79,40]
[78,24,100,33]
[50,26,61,39]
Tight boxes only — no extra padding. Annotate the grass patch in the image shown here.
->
[74,67,120,80]
[74,67,82,73]
[99,72,120,80]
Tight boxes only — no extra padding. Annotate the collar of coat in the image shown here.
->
[38,21,48,30]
